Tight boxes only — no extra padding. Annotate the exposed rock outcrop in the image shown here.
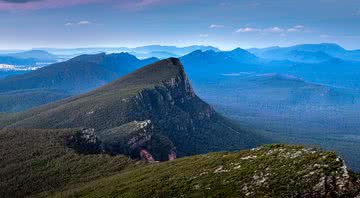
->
[65,128,102,154]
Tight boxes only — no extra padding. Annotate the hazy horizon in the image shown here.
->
[0,42,359,52]
[1,0,360,50]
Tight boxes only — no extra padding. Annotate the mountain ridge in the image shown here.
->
[0,58,270,159]
[0,53,159,112]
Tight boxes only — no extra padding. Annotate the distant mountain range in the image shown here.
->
[248,43,360,62]
[180,48,262,77]
[0,50,58,65]
[0,53,158,112]
[2,43,360,112]
[5,50,58,62]
[179,44,360,91]
[0,52,158,93]
[0,50,59,80]
[36,45,220,59]
[130,45,219,58]
[196,72,358,111]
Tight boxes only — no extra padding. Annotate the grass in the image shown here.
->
[0,58,185,129]
[0,127,358,198]
[0,128,138,197]
[50,144,359,198]
[0,88,70,112]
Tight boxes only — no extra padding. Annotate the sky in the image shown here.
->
[0,0,360,50]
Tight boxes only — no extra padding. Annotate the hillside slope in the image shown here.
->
[0,128,137,198]
[0,58,270,159]
[0,53,158,112]
[46,145,360,198]
[0,53,158,93]
[2,127,358,197]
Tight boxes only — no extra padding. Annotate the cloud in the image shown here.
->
[0,0,105,10]
[118,0,185,11]
[198,34,209,37]
[0,0,181,10]
[236,27,284,33]
[265,27,284,33]
[0,0,42,3]
[78,20,91,25]
[236,27,261,33]
[236,25,305,34]
[287,25,304,32]
[135,0,161,6]
[65,20,92,26]
[209,24,225,29]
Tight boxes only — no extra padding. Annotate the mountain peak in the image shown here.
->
[110,58,184,84]
[230,47,248,53]
[68,52,106,64]
[95,57,194,98]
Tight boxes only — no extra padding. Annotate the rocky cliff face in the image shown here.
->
[65,128,102,154]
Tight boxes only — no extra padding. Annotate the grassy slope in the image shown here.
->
[50,144,359,198]
[0,53,159,113]
[0,58,183,129]
[0,89,70,112]
[0,128,138,197]
[2,127,357,197]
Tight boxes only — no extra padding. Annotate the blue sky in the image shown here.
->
[1,0,360,50]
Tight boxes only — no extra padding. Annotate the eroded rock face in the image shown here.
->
[128,72,219,157]
[72,120,174,162]
[126,120,153,150]
[140,149,156,163]
[65,128,102,154]
[168,149,177,161]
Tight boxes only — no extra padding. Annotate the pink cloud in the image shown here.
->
[0,0,107,10]
[0,0,182,10]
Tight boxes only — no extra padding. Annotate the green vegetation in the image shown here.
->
[0,53,159,113]
[49,145,360,198]
[0,88,70,112]
[2,128,358,198]
[0,128,137,197]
